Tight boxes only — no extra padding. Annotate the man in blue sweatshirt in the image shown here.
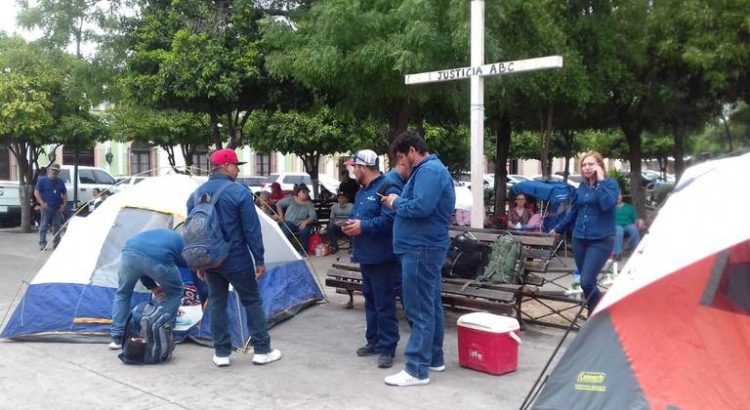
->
[341,149,403,369]
[187,148,281,367]
[382,131,456,387]
[110,228,186,349]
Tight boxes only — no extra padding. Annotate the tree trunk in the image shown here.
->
[181,144,196,169]
[387,99,412,142]
[209,112,223,149]
[8,142,34,233]
[493,114,512,228]
[720,113,734,153]
[303,154,320,198]
[540,106,554,179]
[617,108,646,217]
[672,121,686,182]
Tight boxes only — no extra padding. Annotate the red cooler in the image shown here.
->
[457,312,521,375]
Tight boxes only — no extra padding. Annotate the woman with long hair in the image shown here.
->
[551,151,619,313]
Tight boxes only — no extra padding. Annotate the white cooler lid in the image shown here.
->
[457,312,520,333]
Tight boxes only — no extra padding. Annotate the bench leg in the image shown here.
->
[345,290,354,309]
[515,293,527,330]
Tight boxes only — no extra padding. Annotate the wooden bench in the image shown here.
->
[313,200,333,227]
[325,227,572,324]
[326,263,516,316]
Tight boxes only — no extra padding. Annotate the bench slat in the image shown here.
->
[327,269,362,281]
[441,283,515,303]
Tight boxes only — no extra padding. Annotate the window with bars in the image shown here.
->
[255,153,271,176]
[130,149,151,175]
[192,151,210,175]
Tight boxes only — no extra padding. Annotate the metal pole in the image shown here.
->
[470,0,485,228]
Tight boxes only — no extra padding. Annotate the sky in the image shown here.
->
[0,0,42,40]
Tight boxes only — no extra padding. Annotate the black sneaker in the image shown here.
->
[378,353,394,368]
[356,344,377,357]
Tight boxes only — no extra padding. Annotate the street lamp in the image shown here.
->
[105,149,113,165]
[48,148,56,164]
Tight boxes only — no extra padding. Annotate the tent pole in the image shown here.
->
[519,292,591,410]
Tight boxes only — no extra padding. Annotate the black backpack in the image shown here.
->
[118,301,176,365]
[442,233,492,279]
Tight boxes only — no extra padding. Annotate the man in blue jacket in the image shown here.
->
[110,228,186,349]
[382,131,456,387]
[187,149,281,367]
[341,149,403,369]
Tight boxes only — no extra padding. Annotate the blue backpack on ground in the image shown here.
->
[118,301,176,365]
[181,182,233,271]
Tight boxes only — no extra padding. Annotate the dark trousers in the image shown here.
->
[572,236,614,313]
[205,269,271,357]
[361,260,400,354]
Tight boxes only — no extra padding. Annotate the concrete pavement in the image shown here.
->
[0,227,572,410]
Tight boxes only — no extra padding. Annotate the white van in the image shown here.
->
[57,165,119,204]
[0,180,22,226]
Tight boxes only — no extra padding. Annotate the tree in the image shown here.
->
[422,122,470,177]
[108,106,211,171]
[246,106,377,195]
[16,0,125,58]
[0,35,55,232]
[263,0,467,141]
[121,0,281,149]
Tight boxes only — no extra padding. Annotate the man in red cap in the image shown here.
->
[187,148,282,367]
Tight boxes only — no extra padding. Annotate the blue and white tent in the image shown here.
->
[1,173,324,349]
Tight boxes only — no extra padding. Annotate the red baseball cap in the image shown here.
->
[210,149,247,166]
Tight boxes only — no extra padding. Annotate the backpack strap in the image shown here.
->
[211,181,235,204]
[192,181,236,206]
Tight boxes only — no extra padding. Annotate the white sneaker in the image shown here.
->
[565,284,583,296]
[213,355,231,367]
[601,273,616,287]
[108,341,121,350]
[252,349,282,365]
[384,370,429,386]
[429,365,446,372]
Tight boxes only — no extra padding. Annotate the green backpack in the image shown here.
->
[478,233,525,285]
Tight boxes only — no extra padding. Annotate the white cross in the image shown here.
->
[404,0,563,228]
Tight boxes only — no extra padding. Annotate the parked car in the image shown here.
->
[0,180,22,226]
[533,174,580,188]
[236,176,267,193]
[260,172,339,200]
[57,165,119,205]
[115,175,153,190]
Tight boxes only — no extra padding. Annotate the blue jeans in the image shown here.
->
[361,261,400,354]
[39,208,64,246]
[206,268,271,357]
[284,221,311,251]
[327,223,350,251]
[111,251,184,341]
[400,247,447,379]
[613,224,640,256]
[572,236,614,313]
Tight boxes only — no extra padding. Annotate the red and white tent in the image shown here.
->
[533,153,750,410]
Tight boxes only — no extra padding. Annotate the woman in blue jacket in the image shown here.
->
[552,151,619,314]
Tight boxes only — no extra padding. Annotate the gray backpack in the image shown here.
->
[478,233,525,285]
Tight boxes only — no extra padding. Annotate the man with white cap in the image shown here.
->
[342,149,403,369]
[187,148,281,367]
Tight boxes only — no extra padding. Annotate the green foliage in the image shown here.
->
[247,107,346,156]
[608,169,631,196]
[422,122,469,177]
[652,183,674,207]
[120,0,273,148]
[263,0,468,135]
